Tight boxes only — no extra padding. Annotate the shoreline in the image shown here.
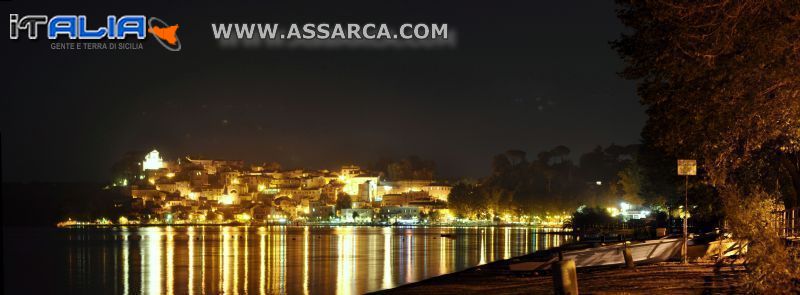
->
[373,244,747,294]
[54,223,575,231]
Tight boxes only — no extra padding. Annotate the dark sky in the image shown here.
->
[1,0,644,182]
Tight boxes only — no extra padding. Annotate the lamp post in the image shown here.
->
[677,159,696,264]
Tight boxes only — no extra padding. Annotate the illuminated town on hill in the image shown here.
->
[59,150,650,227]
[58,149,646,227]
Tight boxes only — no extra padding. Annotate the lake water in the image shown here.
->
[4,226,571,294]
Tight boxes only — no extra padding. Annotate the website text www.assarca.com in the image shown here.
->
[212,23,448,40]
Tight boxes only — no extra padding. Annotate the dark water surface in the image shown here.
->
[4,226,570,294]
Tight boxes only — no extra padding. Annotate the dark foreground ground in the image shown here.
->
[374,259,747,295]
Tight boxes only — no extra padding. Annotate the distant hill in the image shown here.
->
[2,182,129,227]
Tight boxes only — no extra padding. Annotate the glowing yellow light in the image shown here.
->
[148,178,156,185]
[257,184,266,192]
[142,149,164,171]
[235,213,251,223]
[219,195,234,205]
[118,216,129,225]
[231,178,240,185]
[188,192,198,200]
[166,172,175,178]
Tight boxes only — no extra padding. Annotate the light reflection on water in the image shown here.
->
[37,226,570,294]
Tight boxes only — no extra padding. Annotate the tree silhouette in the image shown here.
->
[613,0,800,290]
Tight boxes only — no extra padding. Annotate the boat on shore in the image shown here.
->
[509,238,682,272]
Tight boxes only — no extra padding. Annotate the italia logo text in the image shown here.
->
[10,14,146,40]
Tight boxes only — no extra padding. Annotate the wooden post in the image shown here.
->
[552,259,579,295]
[792,208,797,237]
[623,243,635,269]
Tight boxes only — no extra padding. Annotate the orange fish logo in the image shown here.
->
[147,17,181,51]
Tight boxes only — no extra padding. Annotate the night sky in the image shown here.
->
[1,0,644,182]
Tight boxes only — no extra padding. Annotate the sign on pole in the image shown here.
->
[677,159,697,176]
[677,159,695,265]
